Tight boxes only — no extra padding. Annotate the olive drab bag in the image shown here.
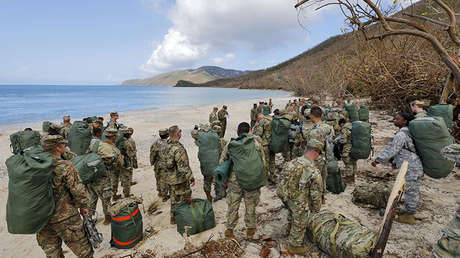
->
[173,198,216,236]
[262,105,271,115]
[428,104,454,129]
[197,130,221,176]
[42,121,51,134]
[345,103,359,122]
[110,199,143,249]
[214,158,233,185]
[10,130,41,154]
[71,150,106,185]
[350,121,372,160]
[69,121,92,155]
[6,146,56,234]
[269,117,291,154]
[408,117,455,178]
[326,160,346,194]
[358,104,369,122]
[228,134,266,192]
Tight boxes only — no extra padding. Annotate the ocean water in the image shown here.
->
[0,85,287,127]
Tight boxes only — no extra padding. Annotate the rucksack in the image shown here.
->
[10,130,41,154]
[173,198,216,236]
[358,104,369,122]
[197,131,221,176]
[6,146,55,234]
[262,105,271,115]
[350,121,372,160]
[408,117,455,178]
[42,121,51,133]
[228,134,266,191]
[269,117,291,153]
[326,160,346,194]
[69,121,92,155]
[71,145,106,185]
[345,103,359,122]
[428,104,453,129]
[110,199,143,249]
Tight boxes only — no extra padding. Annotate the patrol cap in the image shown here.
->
[104,128,118,137]
[212,124,222,132]
[213,106,218,110]
[49,123,63,131]
[159,128,169,136]
[63,115,70,119]
[223,105,227,109]
[110,111,119,116]
[41,135,68,149]
[410,99,430,108]
[127,127,134,134]
[307,139,323,152]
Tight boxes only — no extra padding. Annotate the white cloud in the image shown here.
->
[211,53,235,64]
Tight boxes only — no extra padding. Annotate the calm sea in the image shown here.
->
[0,85,287,127]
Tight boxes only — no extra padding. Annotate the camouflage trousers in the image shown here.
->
[263,146,276,184]
[316,159,327,194]
[37,214,94,258]
[220,122,227,138]
[203,175,227,200]
[154,168,170,199]
[286,199,310,247]
[170,182,192,219]
[403,168,423,214]
[226,180,261,230]
[88,175,112,216]
[342,153,357,178]
[111,167,132,196]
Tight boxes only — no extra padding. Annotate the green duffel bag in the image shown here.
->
[352,183,390,209]
[110,200,143,249]
[173,198,216,236]
[428,104,454,129]
[345,103,359,122]
[197,131,221,176]
[306,210,378,258]
[42,121,51,133]
[269,117,291,154]
[10,130,41,154]
[358,104,369,122]
[228,134,266,192]
[71,150,106,185]
[350,121,372,160]
[262,105,271,115]
[6,146,55,234]
[409,117,455,178]
[69,121,92,155]
[214,158,233,185]
[326,160,346,194]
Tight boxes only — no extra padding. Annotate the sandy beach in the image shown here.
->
[0,95,458,257]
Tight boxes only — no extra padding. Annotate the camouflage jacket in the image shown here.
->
[123,138,137,169]
[49,159,90,223]
[253,116,272,146]
[415,110,428,118]
[59,123,72,139]
[166,139,194,185]
[150,138,170,170]
[307,122,335,162]
[250,108,258,121]
[209,112,219,124]
[339,122,353,153]
[218,110,228,123]
[106,120,120,130]
[89,140,122,170]
[375,127,423,172]
[277,156,322,213]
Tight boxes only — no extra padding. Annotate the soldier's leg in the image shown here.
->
[121,167,133,197]
[222,124,226,137]
[170,182,192,223]
[36,224,64,258]
[95,176,113,217]
[55,215,94,258]
[159,170,170,200]
[317,162,327,194]
[287,200,308,247]
[154,169,163,198]
[243,189,261,230]
[269,151,276,183]
[226,182,243,230]
[403,169,423,214]
[87,185,98,216]
[341,153,355,180]
[111,167,121,196]
[352,158,358,175]
[203,175,213,202]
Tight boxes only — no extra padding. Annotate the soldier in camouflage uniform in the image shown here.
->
[306,107,334,202]
[250,103,258,128]
[410,100,430,118]
[372,112,423,224]
[277,139,323,255]
[110,127,128,200]
[106,111,120,129]
[60,115,72,140]
[88,128,122,224]
[218,105,229,137]
[166,125,195,224]
[150,128,171,201]
[254,113,276,184]
[221,122,266,239]
[340,112,357,183]
[209,107,219,124]
[37,135,93,258]
[119,127,138,198]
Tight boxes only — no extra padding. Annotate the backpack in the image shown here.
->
[408,117,455,178]
[110,199,143,249]
[350,121,372,160]
[269,117,291,153]
[358,104,369,122]
[69,121,92,155]
[6,146,55,234]
[173,198,216,236]
[428,104,453,129]
[326,160,346,194]
[228,134,266,191]
[71,144,106,184]
[345,103,359,122]
[42,121,51,133]
[197,131,221,176]
[10,130,41,154]
[262,105,271,115]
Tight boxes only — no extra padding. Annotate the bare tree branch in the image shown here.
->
[402,13,449,27]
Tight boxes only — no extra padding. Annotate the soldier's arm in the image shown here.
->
[60,161,90,209]
[149,143,158,166]
[375,132,405,163]
[309,171,323,213]
[255,140,267,169]
[175,146,195,183]
[219,139,228,150]
[191,129,199,146]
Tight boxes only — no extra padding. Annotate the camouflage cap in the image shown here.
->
[63,114,70,118]
[110,111,119,116]
[127,127,134,134]
[104,128,118,137]
[223,105,227,109]
[410,99,430,108]
[212,124,222,132]
[304,109,311,117]
[307,139,324,151]
[159,128,169,136]
[49,123,63,131]
[213,106,218,110]
[41,135,68,149]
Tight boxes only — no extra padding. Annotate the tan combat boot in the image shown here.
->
[246,228,256,239]
[286,245,309,255]
[224,228,235,238]
[103,215,111,225]
[395,213,416,225]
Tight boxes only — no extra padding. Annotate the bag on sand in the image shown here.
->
[306,210,378,258]
[69,121,92,155]
[6,146,55,234]
[269,117,291,154]
[228,134,266,192]
[197,131,221,176]
[358,104,369,122]
[352,183,390,209]
[214,158,233,185]
[10,130,41,154]
[110,198,143,249]
[326,160,346,194]
[350,121,372,160]
[345,103,359,122]
[71,152,106,184]
[408,117,455,178]
[428,104,454,129]
[173,198,216,236]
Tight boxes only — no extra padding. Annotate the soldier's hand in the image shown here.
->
[80,208,90,216]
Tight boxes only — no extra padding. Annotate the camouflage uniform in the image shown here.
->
[277,156,322,247]
[209,111,219,124]
[254,116,276,183]
[36,142,93,258]
[120,135,137,197]
[218,107,228,137]
[59,123,72,140]
[106,120,120,130]
[415,110,428,118]
[166,139,195,221]
[375,127,423,214]
[250,107,258,128]
[220,135,266,231]
[340,122,357,179]
[150,133,170,199]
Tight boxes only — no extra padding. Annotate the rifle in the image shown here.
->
[83,212,104,249]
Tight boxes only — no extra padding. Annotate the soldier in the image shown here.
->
[88,128,121,224]
[340,112,357,183]
[254,113,276,184]
[257,102,264,114]
[250,103,258,128]
[410,100,429,118]
[107,111,120,129]
[90,127,103,146]
[209,107,219,124]
[277,139,323,255]
[119,127,138,198]
[150,128,171,201]
[218,105,229,137]
[306,107,334,203]
[166,125,195,224]
[60,115,72,139]
[37,135,94,258]
[372,112,423,224]
[221,122,266,239]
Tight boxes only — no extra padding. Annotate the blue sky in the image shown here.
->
[0,0,347,85]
